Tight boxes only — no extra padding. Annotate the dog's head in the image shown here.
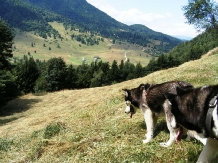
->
[122,83,151,118]
[122,88,137,118]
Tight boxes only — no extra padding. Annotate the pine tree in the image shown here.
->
[0,19,19,108]
[13,57,39,93]
[45,57,67,92]
[0,19,14,70]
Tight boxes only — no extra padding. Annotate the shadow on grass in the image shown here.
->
[153,120,168,138]
[139,119,168,137]
[187,148,218,163]
[0,116,21,126]
[0,98,42,117]
[187,149,201,163]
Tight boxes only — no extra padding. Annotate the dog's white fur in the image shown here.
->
[197,106,218,162]
[197,138,218,163]
[125,99,158,143]
[163,98,218,162]
[141,104,159,143]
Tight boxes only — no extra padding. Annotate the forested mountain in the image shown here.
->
[0,0,182,54]
[145,28,218,73]
[129,24,180,52]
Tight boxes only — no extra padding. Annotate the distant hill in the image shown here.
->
[0,0,182,62]
[129,24,181,53]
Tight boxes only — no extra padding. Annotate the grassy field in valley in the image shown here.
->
[12,22,153,66]
[1,49,218,162]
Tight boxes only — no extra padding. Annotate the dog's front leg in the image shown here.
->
[141,106,156,144]
[197,138,218,163]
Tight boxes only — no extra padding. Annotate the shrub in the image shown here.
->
[43,122,65,139]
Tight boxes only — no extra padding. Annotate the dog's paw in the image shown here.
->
[159,142,170,147]
[142,138,152,144]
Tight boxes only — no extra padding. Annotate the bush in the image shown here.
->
[43,122,65,139]
[34,76,47,94]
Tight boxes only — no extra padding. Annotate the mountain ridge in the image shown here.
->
[0,0,182,60]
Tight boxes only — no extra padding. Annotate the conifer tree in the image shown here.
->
[0,19,13,69]
[13,57,39,93]
[0,19,19,108]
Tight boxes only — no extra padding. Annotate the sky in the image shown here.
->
[86,0,217,38]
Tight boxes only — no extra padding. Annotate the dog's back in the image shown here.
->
[146,81,194,113]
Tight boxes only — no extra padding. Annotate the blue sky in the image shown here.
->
[86,0,218,38]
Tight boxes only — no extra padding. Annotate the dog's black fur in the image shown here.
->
[164,84,218,162]
[145,81,194,113]
[123,81,194,115]
[123,81,194,144]
[165,85,218,138]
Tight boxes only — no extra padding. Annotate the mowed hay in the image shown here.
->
[0,52,218,162]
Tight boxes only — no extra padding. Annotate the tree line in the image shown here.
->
[14,56,145,93]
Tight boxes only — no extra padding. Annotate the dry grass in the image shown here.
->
[1,51,218,162]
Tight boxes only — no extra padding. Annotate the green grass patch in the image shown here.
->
[0,138,14,151]
[43,122,66,139]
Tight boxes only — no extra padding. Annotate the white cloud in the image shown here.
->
[116,9,168,24]
[87,1,168,23]
[87,0,198,37]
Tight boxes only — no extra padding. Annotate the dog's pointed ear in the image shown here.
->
[139,84,145,91]
[122,89,129,97]
[144,83,151,90]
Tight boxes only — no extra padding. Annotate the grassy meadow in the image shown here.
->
[1,49,218,162]
[13,22,153,66]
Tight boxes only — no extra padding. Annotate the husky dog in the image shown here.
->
[123,81,199,144]
[164,85,218,162]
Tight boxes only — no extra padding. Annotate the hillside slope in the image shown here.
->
[0,49,218,162]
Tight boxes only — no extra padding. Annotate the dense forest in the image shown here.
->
[0,0,182,56]
[145,28,218,72]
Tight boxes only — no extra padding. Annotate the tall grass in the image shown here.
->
[0,52,218,162]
